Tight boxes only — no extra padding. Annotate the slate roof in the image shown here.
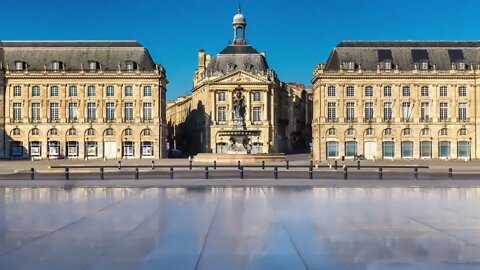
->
[206,45,269,74]
[325,41,480,71]
[0,41,157,71]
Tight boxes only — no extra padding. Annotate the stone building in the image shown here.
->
[312,41,480,161]
[167,9,300,156]
[0,41,167,159]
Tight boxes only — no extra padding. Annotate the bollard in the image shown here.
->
[189,160,192,170]
[262,160,265,170]
[334,160,338,170]
[30,168,35,180]
[310,160,313,169]
[414,167,418,180]
[205,166,209,179]
[379,167,383,180]
[240,166,244,179]
[213,160,217,170]
[237,160,241,170]
[357,160,361,170]
[309,165,313,180]
[343,166,348,180]
[118,161,121,170]
[65,168,70,180]
[286,160,289,170]
[169,167,174,180]
[274,166,278,179]
[100,167,104,180]
[449,168,453,180]
[135,168,139,180]
[151,160,155,170]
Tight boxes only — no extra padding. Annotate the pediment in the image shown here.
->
[211,71,267,84]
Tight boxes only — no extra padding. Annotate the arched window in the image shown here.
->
[346,128,355,136]
[105,128,114,136]
[327,128,336,136]
[440,128,448,136]
[67,128,77,136]
[402,128,412,136]
[421,128,430,136]
[143,128,152,136]
[86,128,96,136]
[30,128,39,136]
[11,128,21,136]
[365,128,374,136]
[383,128,392,136]
[124,128,133,136]
[48,128,58,136]
[459,128,468,136]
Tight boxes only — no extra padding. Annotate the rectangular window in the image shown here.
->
[346,102,355,121]
[106,86,115,97]
[50,103,59,121]
[68,103,78,121]
[50,86,59,97]
[253,107,261,122]
[89,61,97,72]
[402,102,412,121]
[402,86,410,97]
[124,102,134,121]
[383,102,392,120]
[218,92,226,101]
[401,141,414,158]
[253,91,261,101]
[87,103,96,121]
[69,86,77,97]
[345,141,357,157]
[440,86,448,97]
[383,141,395,158]
[31,86,40,97]
[440,103,448,120]
[13,103,22,121]
[326,141,339,158]
[217,107,227,122]
[143,103,152,121]
[420,141,432,158]
[124,86,133,97]
[327,102,336,121]
[439,141,451,159]
[384,86,392,97]
[420,86,429,97]
[458,103,467,121]
[346,86,355,97]
[327,86,336,97]
[458,141,470,159]
[87,86,96,97]
[106,102,115,121]
[143,86,152,97]
[365,86,373,97]
[420,102,430,121]
[458,86,467,97]
[31,103,40,121]
[13,86,21,97]
[364,102,374,120]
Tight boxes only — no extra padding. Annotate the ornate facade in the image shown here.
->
[312,41,480,161]
[0,41,167,159]
[167,9,307,155]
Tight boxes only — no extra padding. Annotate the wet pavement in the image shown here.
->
[0,187,479,269]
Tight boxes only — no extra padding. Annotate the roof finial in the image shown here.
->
[238,3,242,14]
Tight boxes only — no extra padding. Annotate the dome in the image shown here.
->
[206,45,269,75]
[233,12,246,24]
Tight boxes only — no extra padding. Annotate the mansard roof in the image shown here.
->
[325,41,480,71]
[0,40,157,71]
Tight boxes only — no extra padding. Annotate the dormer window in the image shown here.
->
[125,61,136,72]
[228,63,237,71]
[457,61,466,71]
[14,61,25,71]
[51,61,62,72]
[88,61,98,72]
[345,61,355,71]
[420,60,429,71]
[384,61,392,71]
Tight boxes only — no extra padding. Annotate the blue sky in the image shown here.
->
[2,0,480,100]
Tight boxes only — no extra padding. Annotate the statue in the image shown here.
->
[232,90,246,120]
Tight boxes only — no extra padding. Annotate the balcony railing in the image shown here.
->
[457,117,470,123]
[363,117,376,123]
[439,118,451,123]
[29,118,41,123]
[104,118,116,123]
[344,118,358,123]
[48,119,60,123]
[325,117,339,123]
[419,117,432,123]
[67,118,78,123]
[123,119,135,123]
[382,118,393,123]
[400,118,411,123]
[141,118,153,123]
[86,118,97,123]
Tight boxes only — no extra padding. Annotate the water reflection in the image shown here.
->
[0,187,478,269]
